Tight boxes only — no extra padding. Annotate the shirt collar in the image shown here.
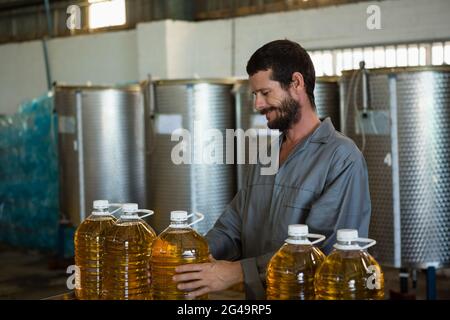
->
[279,117,335,145]
[309,117,335,144]
[277,117,335,166]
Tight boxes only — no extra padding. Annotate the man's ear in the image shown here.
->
[289,72,306,98]
[291,72,305,90]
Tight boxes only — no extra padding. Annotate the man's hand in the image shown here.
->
[173,255,244,299]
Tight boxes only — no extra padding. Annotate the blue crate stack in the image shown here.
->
[0,92,60,252]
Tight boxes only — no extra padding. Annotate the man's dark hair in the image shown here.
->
[246,39,316,109]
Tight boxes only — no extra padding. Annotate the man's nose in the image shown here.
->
[254,94,266,111]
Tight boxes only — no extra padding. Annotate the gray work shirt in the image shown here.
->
[205,117,371,299]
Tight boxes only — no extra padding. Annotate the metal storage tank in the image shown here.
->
[234,77,340,190]
[147,79,236,234]
[340,65,450,269]
[55,83,148,226]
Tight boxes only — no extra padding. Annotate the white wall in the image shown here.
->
[137,20,168,80]
[0,30,138,115]
[0,40,48,115]
[137,19,232,79]
[49,29,137,85]
[1,0,449,114]
[166,19,233,78]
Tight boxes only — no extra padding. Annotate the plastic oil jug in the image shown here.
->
[150,211,210,300]
[266,224,326,300]
[102,203,156,300]
[74,200,120,299]
[315,229,384,300]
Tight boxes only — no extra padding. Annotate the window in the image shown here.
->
[419,44,428,66]
[310,51,323,76]
[432,42,444,65]
[373,46,385,68]
[445,41,450,65]
[363,47,374,69]
[407,44,419,66]
[308,40,450,76]
[352,48,363,69]
[343,49,353,71]
[385,46,396,67]
[89,0,126,29]
[322,50,333,76]
[335,50,344,75]
[396,45,408,67]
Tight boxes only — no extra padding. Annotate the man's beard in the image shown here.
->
[260,96,301,132]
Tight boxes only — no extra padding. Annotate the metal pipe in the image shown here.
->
[426,266,437,300]
[412,269,417,290]
[389,74,402,267]
[75,91,86,222]
[44,0,53,37]
[359,60,369,116]
[42,39,52,90]
[399,268,409,294]
[42,0,53,90]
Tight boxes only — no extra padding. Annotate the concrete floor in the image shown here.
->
[0,244,449,300]
[0,245,72,299]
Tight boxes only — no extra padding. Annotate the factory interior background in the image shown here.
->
[0,0,449,301]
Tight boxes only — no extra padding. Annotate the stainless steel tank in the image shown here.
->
[234,77,340,190]
[147,79,236,234]
[315,77,340,130]
[340,66,450,269]
[55,83,148,226]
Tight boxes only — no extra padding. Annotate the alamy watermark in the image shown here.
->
[66,5,81,30]
[66,265,80,290]
[66,4,381,31]
[170,123,280,176]
[366,265,383,290]
[366,5,381,30]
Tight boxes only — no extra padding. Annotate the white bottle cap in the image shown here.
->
[288,224,308,237]
[170,210,188,222]
[337,229,358,242]
[123,203,138,213]
[93,200,109,209]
